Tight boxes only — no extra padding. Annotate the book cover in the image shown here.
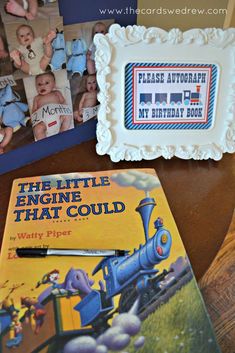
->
[0,169,221,353]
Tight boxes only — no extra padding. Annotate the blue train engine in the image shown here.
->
[187,85,202,105]
[170,85,202,106]
[75,197,172,330]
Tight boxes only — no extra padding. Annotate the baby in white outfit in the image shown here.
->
[10,24,56,76]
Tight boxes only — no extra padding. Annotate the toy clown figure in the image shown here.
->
[36,269,60,288]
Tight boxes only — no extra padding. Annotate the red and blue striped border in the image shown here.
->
[124,63,218,130]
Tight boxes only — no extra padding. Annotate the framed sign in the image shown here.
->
[126,63,217,130]
[95,24,235,161]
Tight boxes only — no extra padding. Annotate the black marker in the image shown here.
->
[16,248,129,258]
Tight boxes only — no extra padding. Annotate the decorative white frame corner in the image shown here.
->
[94,24,235,162]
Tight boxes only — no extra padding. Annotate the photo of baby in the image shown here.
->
[4,16,65,79]
[73,74,99,123]
[0,79,33,154]
[0,15,13,76]
[1,0,60,23]
[23,69,74,141]
[86,21,107,75]
[64,19,114,77]
[0,124,13,154]
[11,24,56,76]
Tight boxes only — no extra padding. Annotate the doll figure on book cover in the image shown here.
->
[0,170,221,353]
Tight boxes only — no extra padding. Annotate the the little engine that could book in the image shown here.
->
[0,169,221,353]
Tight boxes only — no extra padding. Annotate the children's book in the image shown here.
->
[0,169,221,353]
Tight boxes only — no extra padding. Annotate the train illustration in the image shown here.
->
[140,85,202,106]
[0,197,185,352]
[75,197,172,328]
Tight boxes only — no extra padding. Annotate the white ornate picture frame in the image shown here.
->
[95,24,235,162]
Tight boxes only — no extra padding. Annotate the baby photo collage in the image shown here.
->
[0,0,114,154]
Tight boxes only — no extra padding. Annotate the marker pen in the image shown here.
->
[16,248,129,258]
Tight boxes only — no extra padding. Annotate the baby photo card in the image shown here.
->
[70,73,99,124]
[64,19,114,78]
[0,0,175,174]
[23,69,74,141]
[64,20,115,124]
[0,76,33,155]
[0,0,60,24]
[4,15,66,80]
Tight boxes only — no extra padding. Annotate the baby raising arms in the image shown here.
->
[10,24,56,76]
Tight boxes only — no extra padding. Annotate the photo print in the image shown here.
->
[0,77,33,154]
[64,19,114,77]
[23,69,74,141]
[0,15,13,76]
[0,0,60,24]
[71,73,99,124]
[65,19,114,124]
[4,16,66,80]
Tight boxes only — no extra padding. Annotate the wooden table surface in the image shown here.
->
[200,211,235,353]
[0,139,235,352]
